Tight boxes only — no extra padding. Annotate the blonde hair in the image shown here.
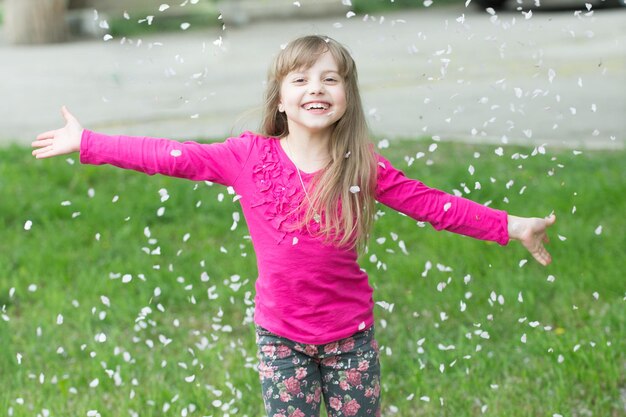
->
[260,35,378,252]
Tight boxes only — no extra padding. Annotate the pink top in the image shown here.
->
[80,129,509,344]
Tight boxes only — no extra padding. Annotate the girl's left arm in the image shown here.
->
[375,154,556,266]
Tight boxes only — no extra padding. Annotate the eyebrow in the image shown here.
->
[290,66,340,73]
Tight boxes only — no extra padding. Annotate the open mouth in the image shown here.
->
[302,102,331,111]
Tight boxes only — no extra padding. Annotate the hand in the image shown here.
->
[507,213,556,266]
[32,106,83,159]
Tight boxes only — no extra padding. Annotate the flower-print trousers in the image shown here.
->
[255,325,381,417]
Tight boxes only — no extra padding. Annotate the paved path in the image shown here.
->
[1,4,624,149]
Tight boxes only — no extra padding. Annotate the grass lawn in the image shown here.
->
[0,137,624,417]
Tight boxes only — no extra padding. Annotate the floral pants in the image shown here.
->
[255,325,381,417]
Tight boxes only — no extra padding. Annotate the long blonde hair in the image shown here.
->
[260,35,378,252]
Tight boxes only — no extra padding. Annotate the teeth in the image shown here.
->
[304,103,329,110]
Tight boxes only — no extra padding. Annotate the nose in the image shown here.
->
[307,80,324,95]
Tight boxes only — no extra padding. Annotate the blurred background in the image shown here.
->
[0,0,624,149]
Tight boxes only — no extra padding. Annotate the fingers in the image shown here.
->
[61,105,76,123]
[32,138,54,148]
[525,231,553,266]
[534,252,552,266]
[529,241,552,266]
[537,249,552,266]
[35,129,58,141]
[32,147,55,159]
[539,214,555,262]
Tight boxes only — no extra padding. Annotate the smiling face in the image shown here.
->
[278,51,347,138]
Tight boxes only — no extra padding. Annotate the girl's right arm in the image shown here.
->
[32,107,251,186]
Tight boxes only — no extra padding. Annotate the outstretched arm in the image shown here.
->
[32,106,83,159]
[507,213,556,266]
[32,106,253,186]
[375,153,558,267]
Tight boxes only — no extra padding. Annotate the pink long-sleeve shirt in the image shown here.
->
[80,129,509,344]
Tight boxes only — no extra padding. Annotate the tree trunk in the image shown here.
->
[4,0,69,44]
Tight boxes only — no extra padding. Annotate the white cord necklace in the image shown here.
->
[285,136,322,223]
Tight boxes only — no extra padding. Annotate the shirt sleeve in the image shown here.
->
[375,153,509,245]
[79,130,255,187]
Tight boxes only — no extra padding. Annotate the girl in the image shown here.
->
[32,35,555,417]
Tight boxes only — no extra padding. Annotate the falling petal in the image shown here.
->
[548,68,556,83]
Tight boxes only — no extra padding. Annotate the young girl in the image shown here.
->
[32,35,555,417]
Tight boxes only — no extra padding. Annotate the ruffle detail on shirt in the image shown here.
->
[250,142,320,243]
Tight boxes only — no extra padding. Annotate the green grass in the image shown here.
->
[1,138,624,416]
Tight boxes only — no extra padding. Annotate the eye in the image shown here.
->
[292,77,306,84]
